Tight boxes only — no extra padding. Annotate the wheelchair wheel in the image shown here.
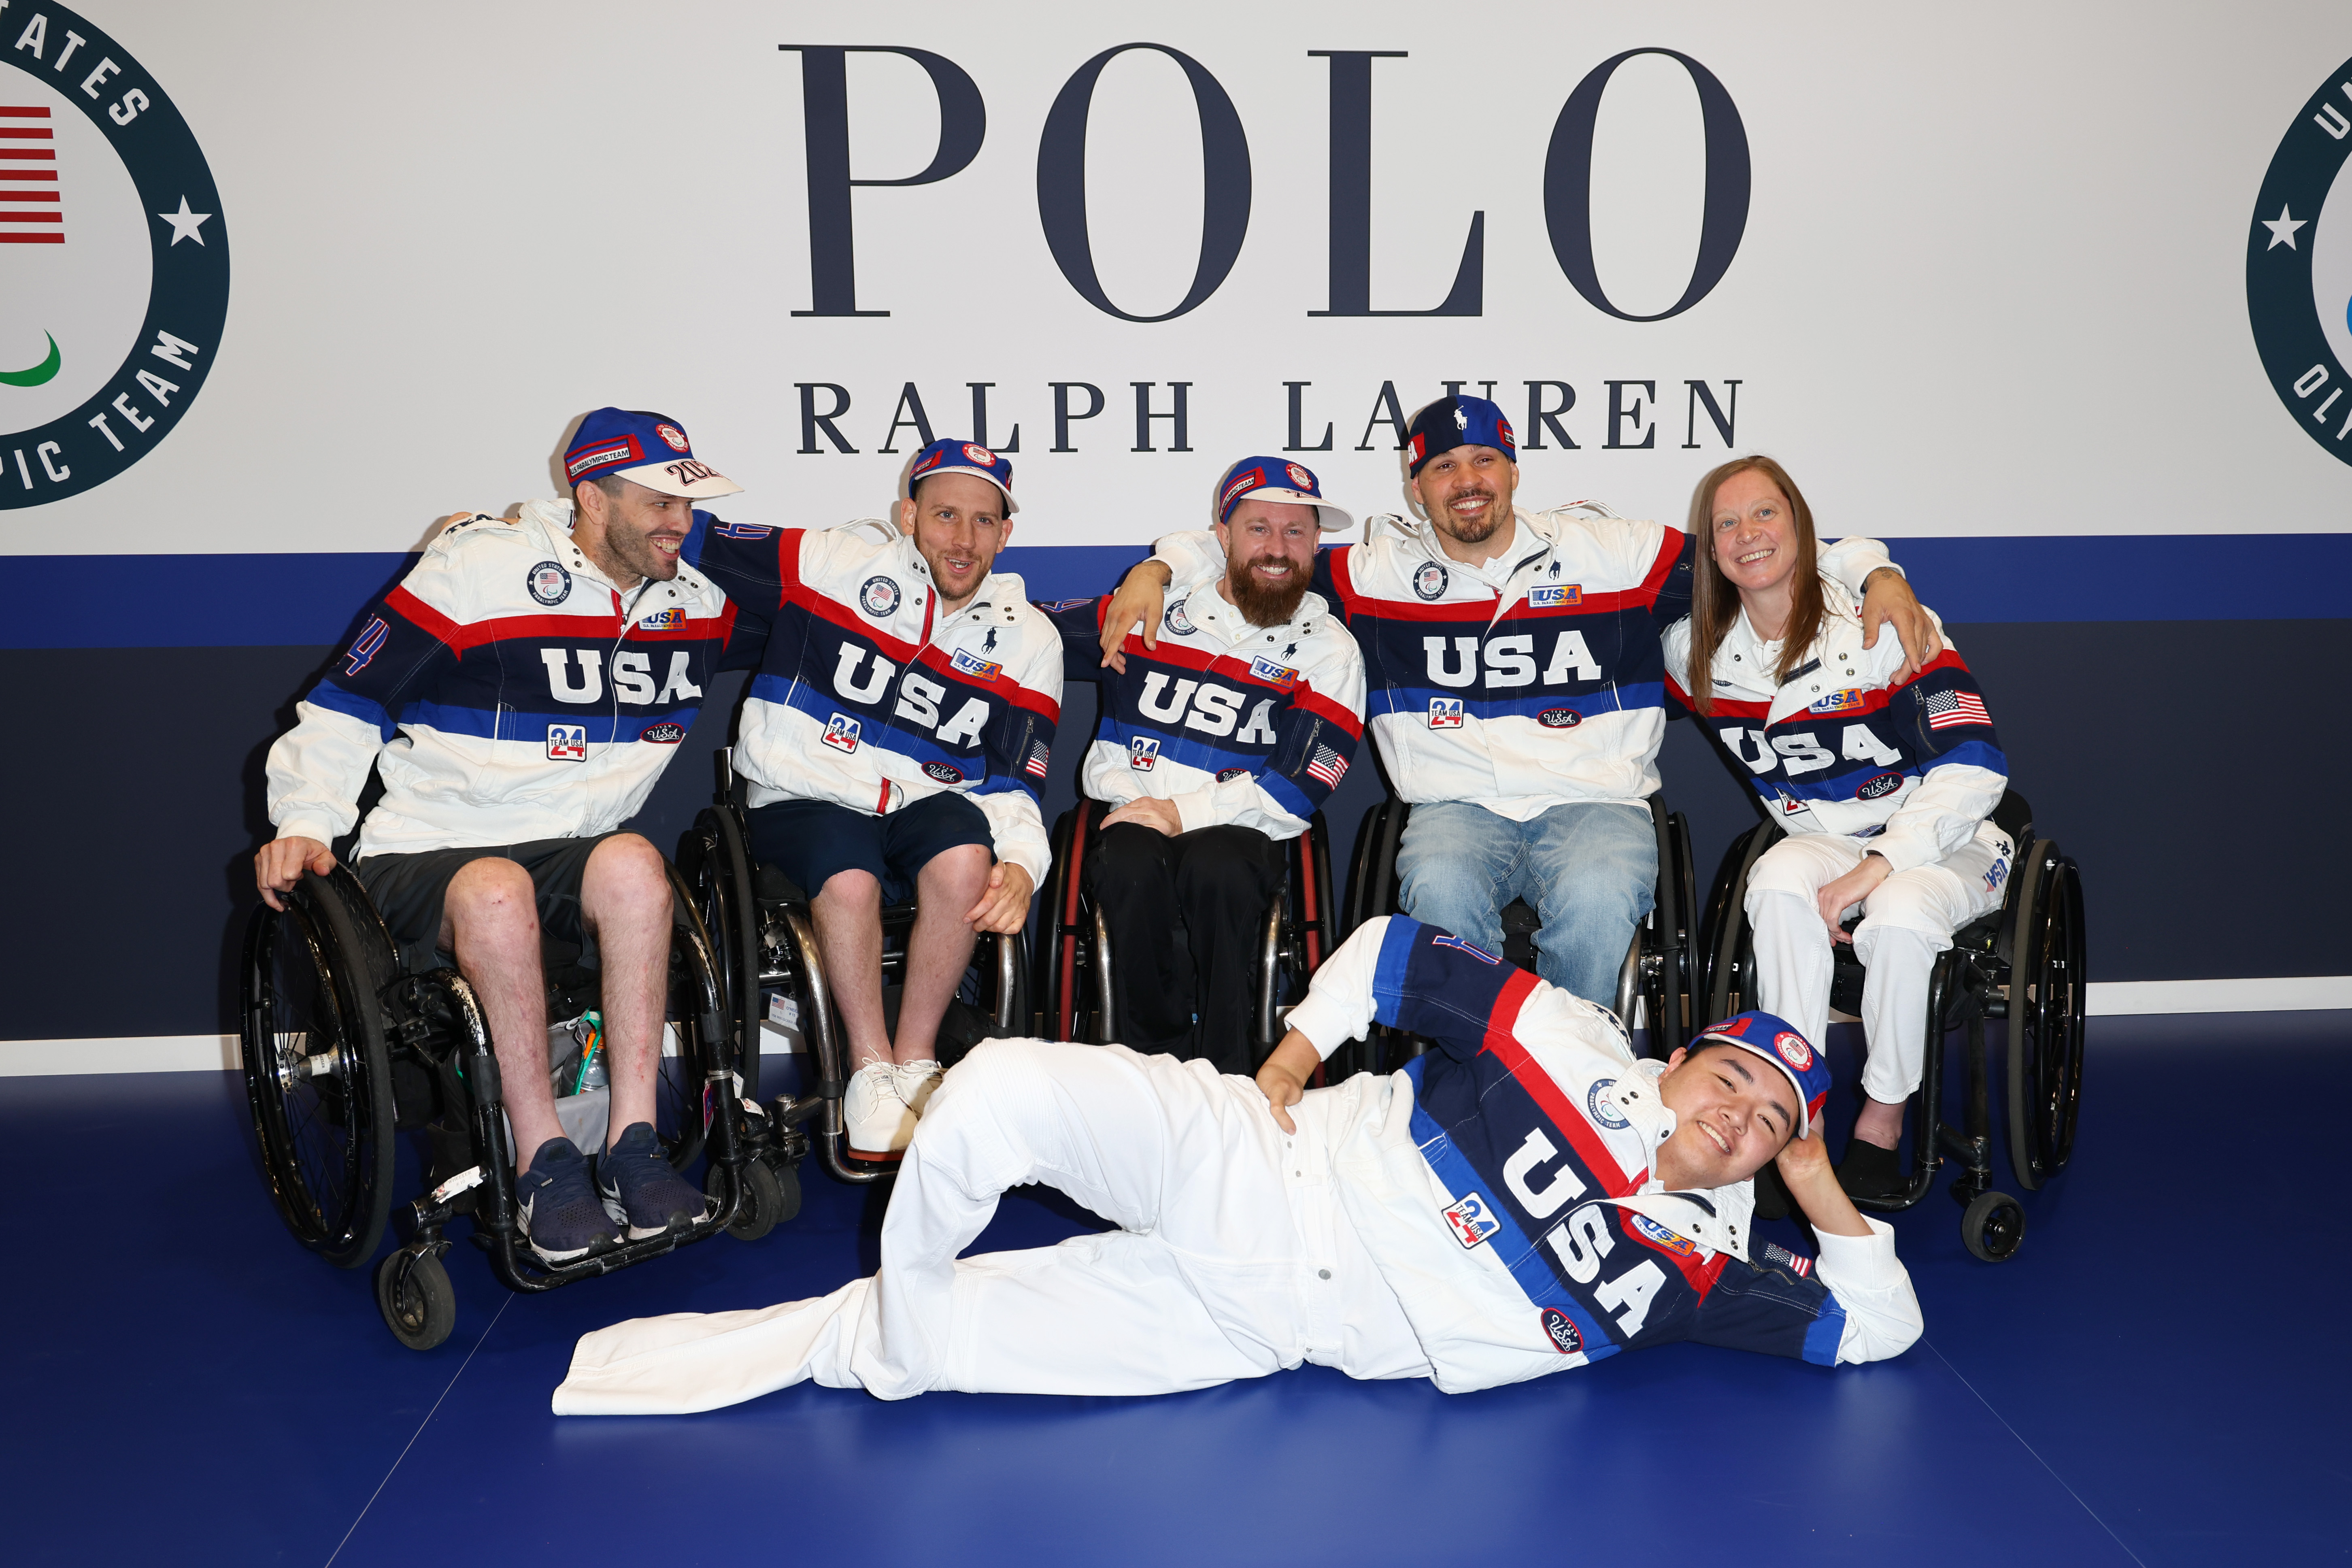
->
[658,866,729,1175]
[374,1249,457,1351]
[1961,1188,2026,1262]
[1702,820,1782,1022]
[679,806,762,1103]
[709,1158,798,1242]
[2005,840,2086,1191]
[240,868,398,1270]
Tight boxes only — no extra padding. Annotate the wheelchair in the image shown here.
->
[238,839,795,1353]
[1336,794,1699,1077]
[678,749,1029,1185]
[1034,798,1335,1058]
[1698,789,2086,1262]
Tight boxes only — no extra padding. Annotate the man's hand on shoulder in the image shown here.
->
[964,861,1035,935]
[255,836,336,912]
[1100,796,1182,836]
[1097,561,1172,674]
[1857,566,1942,683]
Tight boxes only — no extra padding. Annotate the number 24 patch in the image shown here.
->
[1443,1192,1501,1249]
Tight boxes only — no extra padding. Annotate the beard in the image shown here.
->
[1226,555,1310,627]
[1433,487,1501,545]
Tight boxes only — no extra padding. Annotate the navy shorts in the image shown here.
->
[355,833,626,975]
[748,793,994,906]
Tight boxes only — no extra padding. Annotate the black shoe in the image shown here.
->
[597,1121,708,1240]
[517,1138,620,1263]
[1750,1158,1793,1221]
[1836,1138,1908,1200]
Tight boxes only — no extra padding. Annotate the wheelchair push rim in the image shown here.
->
[2006,843,2086,1190]
[239,874,397,1269]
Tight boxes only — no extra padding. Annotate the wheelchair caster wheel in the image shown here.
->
[708,1159,798,1242]
[375,1249,457,1351]
[1960,1189,2026,1262]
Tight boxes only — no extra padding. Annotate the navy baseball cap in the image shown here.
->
[1689,1011,1831,1138]
[905,438,1017,514]
[1214,455,1352,532]
[1406,395,1517,476]
[564,408,742,499]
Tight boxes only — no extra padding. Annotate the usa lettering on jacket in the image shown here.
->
[683,516,1065,886]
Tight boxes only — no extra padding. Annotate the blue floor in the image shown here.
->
[4,1014,2345,1568]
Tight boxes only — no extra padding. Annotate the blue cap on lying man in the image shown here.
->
[1214,455,1352,531]
[1404,395,1517,476]
[1690,1011,1831,1138]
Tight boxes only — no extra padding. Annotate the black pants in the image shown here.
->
[1085,821,1287,1075]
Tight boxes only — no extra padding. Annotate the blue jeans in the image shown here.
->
[1393,800,1657,1007]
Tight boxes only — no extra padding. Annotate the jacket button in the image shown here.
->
[1318,1269,1331,1280]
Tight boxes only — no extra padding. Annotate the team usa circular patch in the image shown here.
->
[1285,462,1314,490]
[0,3,232,510]
[655,423,689,452]
[1586,1078,1630,1130]
[2248,55,2352,469]
[527,560,572,605]
[1412,561,1449,600]
[860,575,900,617]
[1774,1031,1814,1071]
[961,442,996,467]
[1164,598,1195,635]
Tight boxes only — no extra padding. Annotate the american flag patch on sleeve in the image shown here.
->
[1304,745,1348,788]
[1761,1242,1814,1278]
[1922,689,1991,730]
[1024,742,1051,779]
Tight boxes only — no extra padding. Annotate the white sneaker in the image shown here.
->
[895,1059,944,1119]
[843,1060,914,1155]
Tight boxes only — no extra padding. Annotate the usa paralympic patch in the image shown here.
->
[527,561,571,606]
[1164,599,1196,635]
[1774,1032,1814,1071]
[860,576,900,617]
[1586,1079,1630,1130]
[1412,560,1449,600]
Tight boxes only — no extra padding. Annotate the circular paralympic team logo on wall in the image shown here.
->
[2249,55,2352,470]
[0,4,227,510]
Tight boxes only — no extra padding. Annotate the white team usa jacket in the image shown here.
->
[1662,575,2008,873]
[1039,566,1367,840]
[268,500,736,858]
[683,517,1064,886]
[1287,917,1924,1393]
[1149,508,1898,821]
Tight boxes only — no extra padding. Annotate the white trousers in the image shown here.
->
[1744,824,2012,1103]
[552,1038,1426,1413]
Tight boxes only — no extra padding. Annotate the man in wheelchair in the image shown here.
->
[678,438,1061,1157]
[552,916,1921,1412]
[257,408,742,1264]
[1038,456,1365,1072]
[1098,395,1938,1009]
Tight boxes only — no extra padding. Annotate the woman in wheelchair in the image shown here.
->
[1663,457,2012,1200]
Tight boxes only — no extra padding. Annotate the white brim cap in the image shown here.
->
[615,459,744,500]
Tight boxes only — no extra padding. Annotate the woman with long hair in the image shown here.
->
[1664,457,2013,1199]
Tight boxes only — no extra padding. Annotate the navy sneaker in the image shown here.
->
[516,1138,619,1264]
[598,1121,708,1240]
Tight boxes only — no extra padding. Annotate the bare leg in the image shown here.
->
[810,868,890,1072]
[1852,1095,1906,1150]
[893,845,991,1064]
[578,834,675,1148]
[442,858,559,1172]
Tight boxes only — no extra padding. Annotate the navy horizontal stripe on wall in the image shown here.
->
[4,534,2348,649]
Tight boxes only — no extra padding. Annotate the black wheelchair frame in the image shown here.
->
[1335,793,1699,1077]
[678,748,1029,1186]
[1698,789,2087,1261]
[238,856,795,1351]
[1034,797,1336,1059]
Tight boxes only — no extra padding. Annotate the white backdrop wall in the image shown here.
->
[3,1,2350,555]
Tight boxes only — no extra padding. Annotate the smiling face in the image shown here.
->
[1215,500,1318,626]
[1652,1042,1802,1190]
[1708,468,1802,599]
[1410,443,1518,548]
[899,470,1012,612]
[573,475,695,585]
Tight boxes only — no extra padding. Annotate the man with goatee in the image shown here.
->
[1041,457,1365,1072]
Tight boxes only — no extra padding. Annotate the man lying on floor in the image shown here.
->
[553,917,1922,1412]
